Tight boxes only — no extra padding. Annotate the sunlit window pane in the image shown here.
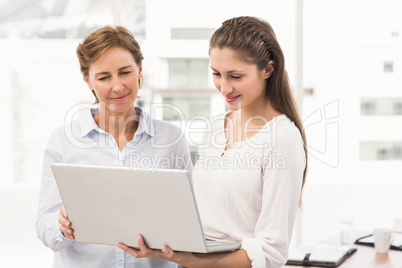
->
[168,59,209,88]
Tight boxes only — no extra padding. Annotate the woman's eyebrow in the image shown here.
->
[210,67,244,73]
[94,65,132,77]
[118,65,132,71]
[94,71,110,77]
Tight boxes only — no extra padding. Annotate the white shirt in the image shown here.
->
[35,106,192,268]
[193,114,305,268]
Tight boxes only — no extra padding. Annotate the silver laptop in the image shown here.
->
[51,163,241,253]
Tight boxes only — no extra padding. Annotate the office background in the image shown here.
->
[0,0,401,266]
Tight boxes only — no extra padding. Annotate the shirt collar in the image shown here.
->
[134,107,155,138]
[79,105,100,138]
[79,105,155,138]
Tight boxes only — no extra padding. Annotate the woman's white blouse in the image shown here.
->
[192,114,305,268]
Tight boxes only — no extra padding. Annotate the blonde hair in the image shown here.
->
[76,26,144,103]
[210,16,308,204]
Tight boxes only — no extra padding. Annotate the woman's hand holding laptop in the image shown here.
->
[118,235,201,267]
[118,235,247,268]
[59,205,75,240]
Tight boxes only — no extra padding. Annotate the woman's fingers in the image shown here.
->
[117,236,149,258]
[60,225,75,239]
[118,243,141,257]
[58,213,70,228]
[137,235,149,253]
[60,205,67,216]
[136,235,160,257]
[161,246,175,258]
[118,235,173,259]
[59,205,75,239]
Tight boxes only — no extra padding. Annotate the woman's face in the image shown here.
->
[84,46,142,115]
[209,48,272,112]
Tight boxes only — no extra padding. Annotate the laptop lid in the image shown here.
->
[51,163,239,253]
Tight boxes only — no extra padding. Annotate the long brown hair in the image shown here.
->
[209,16,307,204]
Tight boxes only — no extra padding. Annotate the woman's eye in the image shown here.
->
[121,71,131,75]
[232,76,241,79]
[98,76,109,81]
[212,72,221,76]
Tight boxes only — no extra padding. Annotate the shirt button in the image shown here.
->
[118,260,123,266]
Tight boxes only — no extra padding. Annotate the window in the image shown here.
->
[137,100,145,108]
[377,148,389,160]
[360,100,376,115]
[0,1,146,39]
[361,142,402,161]
[304,88,314,96]
[392,146,402,159]
[162,96,211,121]
[394,102,402,115]
[171,28,215,40]
[384,61,394,73]
[168,58,209,88]
[361,98,402,115]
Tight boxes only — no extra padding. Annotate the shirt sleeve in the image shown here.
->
[34,130,74,251]
[241,125,305,268]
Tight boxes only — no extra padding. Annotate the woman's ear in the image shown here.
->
[83,74,99,104]
[138,65,143,79]
[263,60,275,79]
[83,74,93,90]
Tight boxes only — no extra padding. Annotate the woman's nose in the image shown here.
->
[112,78,124,92]
[219,78,233,95]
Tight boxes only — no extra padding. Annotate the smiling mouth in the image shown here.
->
[225,95,240,103]
[110,93,130,101]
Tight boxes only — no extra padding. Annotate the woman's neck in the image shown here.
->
[236,99,281,128]
[94,107,139,150]
[223,99,281,151]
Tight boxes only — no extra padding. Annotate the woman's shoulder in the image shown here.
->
[152,118,182,133]
[138,109,185,145]
[254,114,303,148]
[48,106,96,145]
[271,114,301,135]
[140,110,182,134]
[151,119,187,148]
[50,105,96,138]
[47,118,81,144]
[268,114,304,150]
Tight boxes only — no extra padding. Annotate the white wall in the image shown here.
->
[0,39,91,265]
[0,39,92,184]
[1,0,402,265]
[0,186,53,266]
[299,0,402,245]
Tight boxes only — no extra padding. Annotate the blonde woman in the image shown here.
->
[35,26,192,268]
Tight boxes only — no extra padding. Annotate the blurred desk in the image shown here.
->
[329,244,402,268]
[285,234,402,268]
